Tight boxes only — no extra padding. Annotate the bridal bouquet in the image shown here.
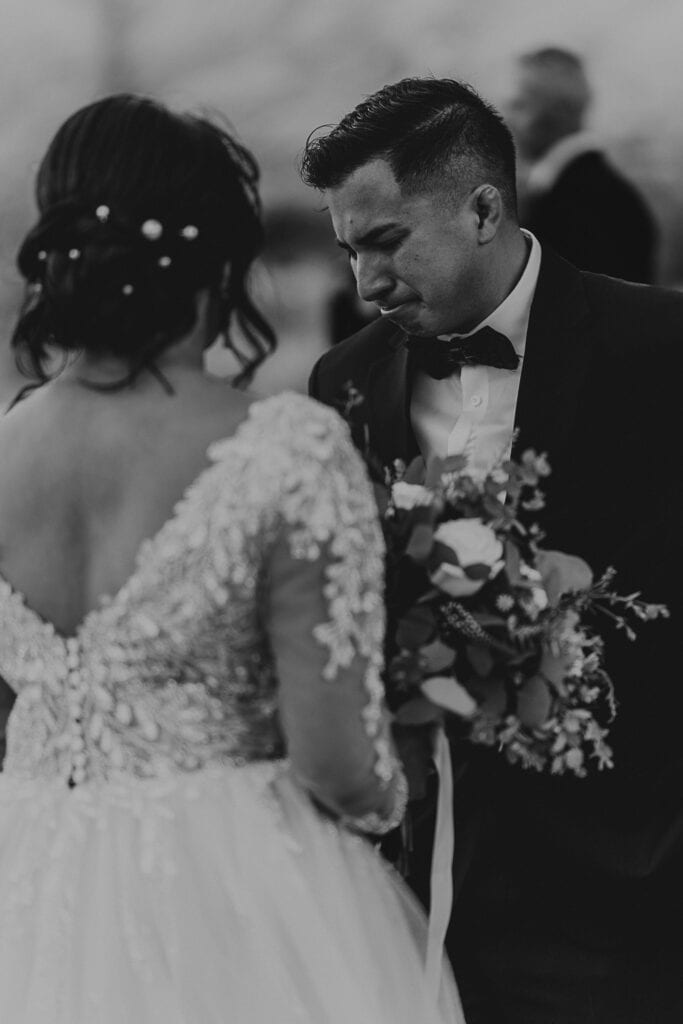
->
[341,386,668,786]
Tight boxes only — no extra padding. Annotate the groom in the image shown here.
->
[302,78,683,1024]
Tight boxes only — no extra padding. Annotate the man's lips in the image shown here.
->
[378,299,417,315]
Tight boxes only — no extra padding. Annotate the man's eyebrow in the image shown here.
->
[335,223,402,250]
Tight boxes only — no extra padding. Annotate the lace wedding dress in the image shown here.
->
[0,393,463,1023]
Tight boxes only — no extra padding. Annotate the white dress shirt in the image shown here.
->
[410,230,541,476]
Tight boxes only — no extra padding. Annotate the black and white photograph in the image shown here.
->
[0,2,681,1021]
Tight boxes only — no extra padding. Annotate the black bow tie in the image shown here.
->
[407,326,520,379]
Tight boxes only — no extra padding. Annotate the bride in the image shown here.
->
[0,95,463,1022]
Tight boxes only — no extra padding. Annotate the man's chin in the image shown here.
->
[381,304,431,335]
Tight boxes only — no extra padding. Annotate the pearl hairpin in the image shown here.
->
[141,219,163,241]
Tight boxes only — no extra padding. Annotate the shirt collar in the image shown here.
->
[440,230,542,358]
[526,131,601,194]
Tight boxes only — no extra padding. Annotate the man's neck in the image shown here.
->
[482,228,530,321]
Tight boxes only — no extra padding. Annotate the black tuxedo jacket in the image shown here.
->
[522,150,657,284]
[310,249,683,1023]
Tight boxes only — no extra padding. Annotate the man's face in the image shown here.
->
[326,159,489,337]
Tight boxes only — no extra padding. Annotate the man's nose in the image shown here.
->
[354,254,393,304]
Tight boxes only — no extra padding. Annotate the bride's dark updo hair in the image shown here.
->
[12,94,275,386]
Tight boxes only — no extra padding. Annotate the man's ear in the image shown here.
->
[471,184,503,242]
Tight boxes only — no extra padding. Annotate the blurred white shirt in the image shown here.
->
[410,230,541,477]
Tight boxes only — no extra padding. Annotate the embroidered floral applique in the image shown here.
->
[0,393,404,834]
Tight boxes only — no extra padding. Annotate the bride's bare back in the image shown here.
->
[0,371,256,636]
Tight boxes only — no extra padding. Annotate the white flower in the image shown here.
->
[433,518,504,571]
[430,518,504,597]
[518,563,549,617]
[391,481,433,510]
[533,453,551,477]
[564,748,584,772]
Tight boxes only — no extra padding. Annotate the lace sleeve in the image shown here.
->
[263,396,406,835]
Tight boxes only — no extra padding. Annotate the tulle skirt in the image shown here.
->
[0,763,463,1023]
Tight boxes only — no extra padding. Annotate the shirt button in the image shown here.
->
[471,395,483,408]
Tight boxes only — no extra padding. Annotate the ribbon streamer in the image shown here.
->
[424,724,457,1009]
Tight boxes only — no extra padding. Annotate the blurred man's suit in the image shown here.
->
[309,246,683,1024]
[522,137,657,284]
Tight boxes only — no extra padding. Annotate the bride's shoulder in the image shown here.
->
[250,390,344,425]
[205,391,359,499]
[225,391,350,452]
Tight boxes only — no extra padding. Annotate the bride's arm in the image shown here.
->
[264,404,406,834]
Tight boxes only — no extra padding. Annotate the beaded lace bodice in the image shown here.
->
[0,394,404,830]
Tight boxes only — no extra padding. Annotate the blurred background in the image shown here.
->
[1,0,682,400]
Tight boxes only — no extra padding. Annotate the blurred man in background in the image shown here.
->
[506,47,657,282]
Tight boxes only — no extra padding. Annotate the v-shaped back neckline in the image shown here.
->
[0,396,268,645]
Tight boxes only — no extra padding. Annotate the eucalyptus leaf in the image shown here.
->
[421,676,478,718]
[466,644,495,677]
[428,540,462,571]
[476,678,507,718]
[535,549,593,606]
[425,456,446,488]
[403,456,427,485]
[419,639,457,673]
[464,562,492,581]
[394,696,444,726]
[406,523,435,565]
[516,674,553,728]
[504,539,524,584]
[395,605,436,649]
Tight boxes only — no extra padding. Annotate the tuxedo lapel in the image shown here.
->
[345,249,598,478]
[366,331,420,464]
[514,249,597,464]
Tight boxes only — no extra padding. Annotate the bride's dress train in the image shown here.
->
[0,393,464,1023]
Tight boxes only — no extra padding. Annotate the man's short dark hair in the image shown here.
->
[300,77,518,216]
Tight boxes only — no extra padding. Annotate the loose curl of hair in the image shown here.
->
[12,94,276,388]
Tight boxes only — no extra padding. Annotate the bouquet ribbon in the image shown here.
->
[425,724,455,999]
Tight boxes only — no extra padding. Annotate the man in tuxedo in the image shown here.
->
[506,47,656,283]
[302,77,683,1024]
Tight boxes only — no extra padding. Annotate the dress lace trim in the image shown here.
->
[0,393,404,832]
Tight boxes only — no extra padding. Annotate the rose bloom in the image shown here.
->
[433,518,504,570]
[430,518,504,598]
[391,481,433,510]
